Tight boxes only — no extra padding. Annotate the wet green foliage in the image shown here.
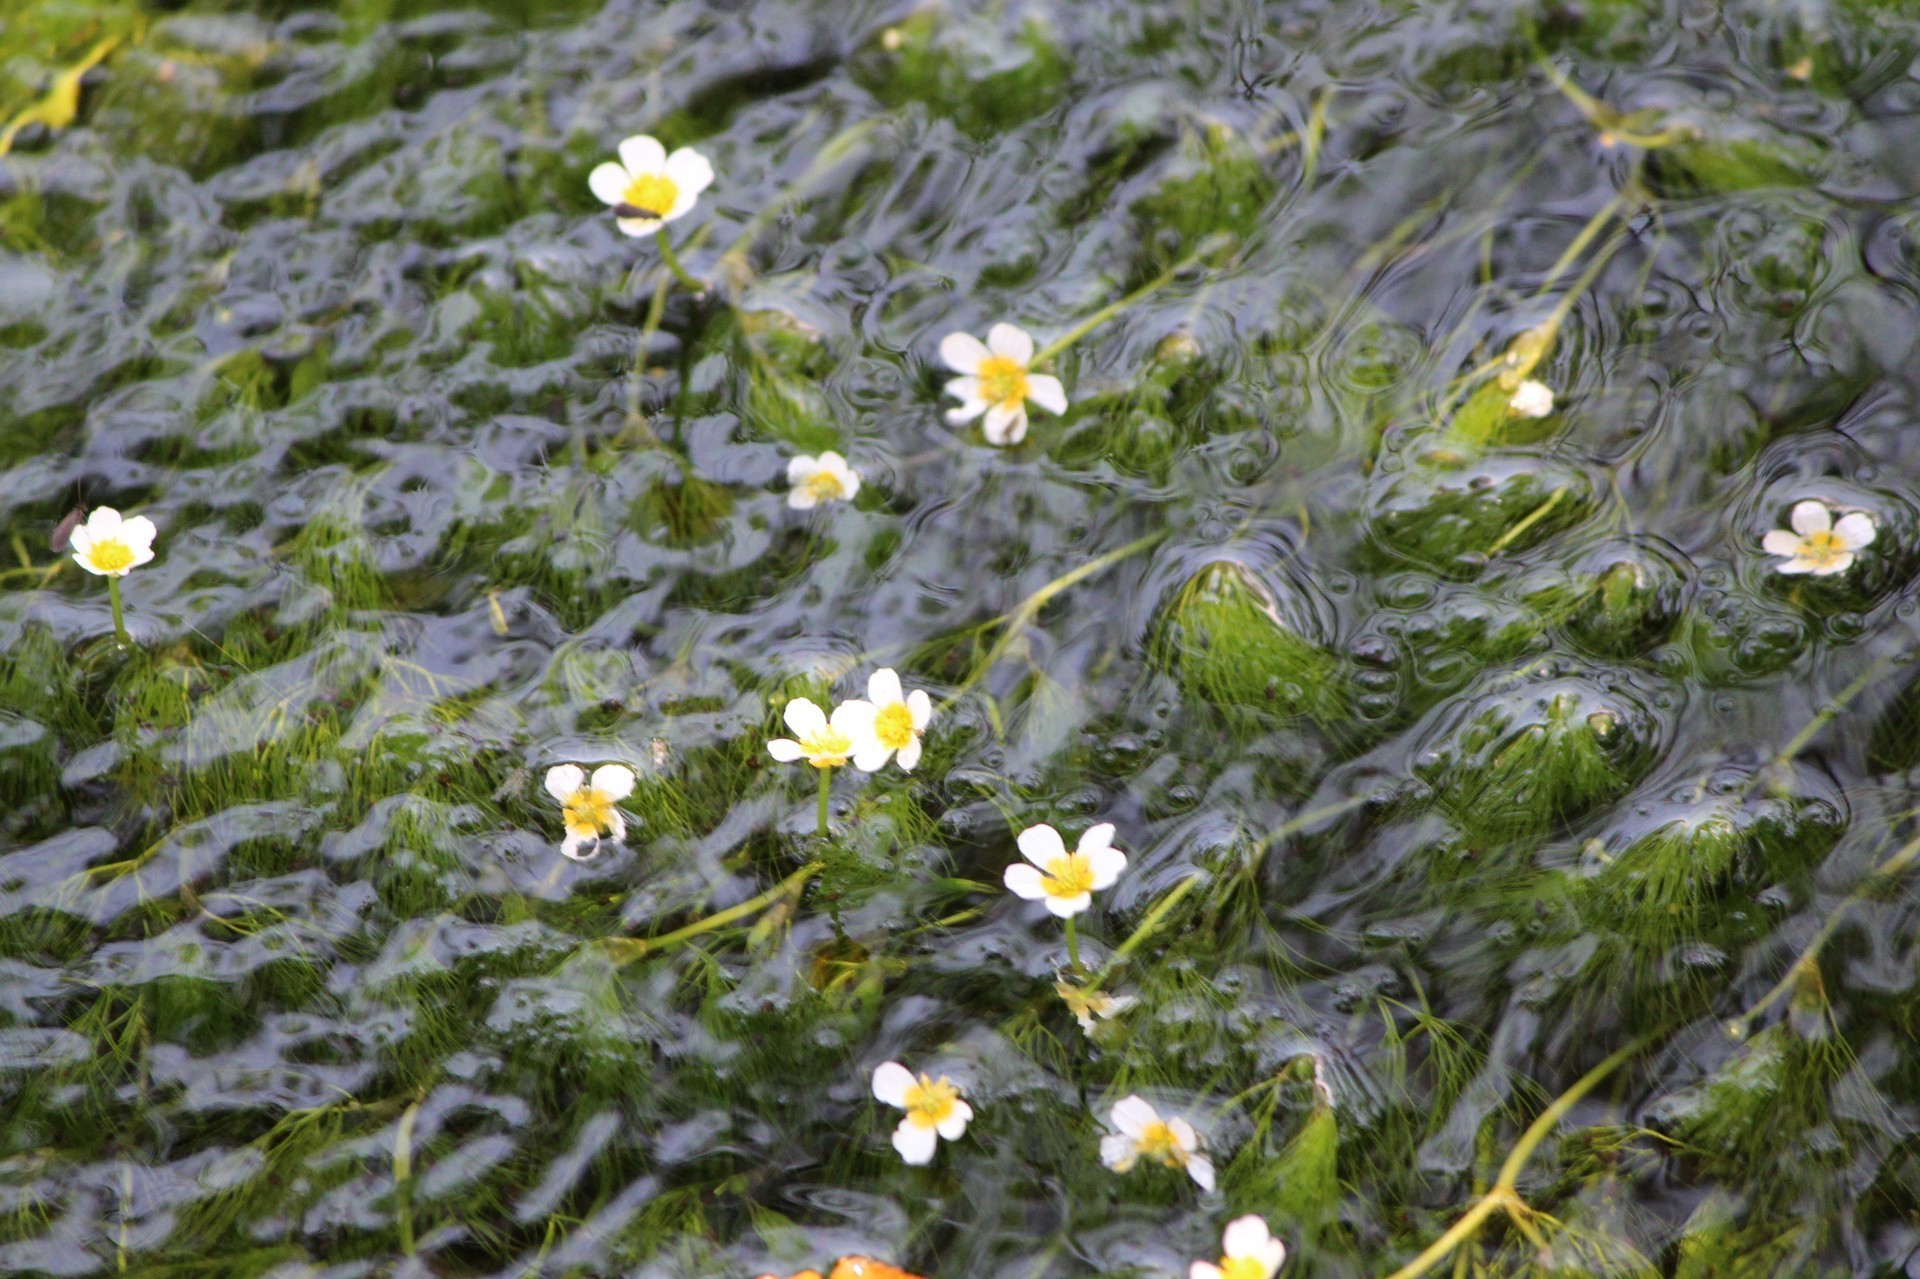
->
[3,0,1920,1277]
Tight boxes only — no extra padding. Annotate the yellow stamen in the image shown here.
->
[1795,530,1847,569]
[563,787,615,839]
[86,539,135,573]
[874,702,915,750]
[1136,1119,1187,1167]
[622,172,679,219]
[976,354,1030,410]
[1042,852,1094,899]
[803,728,854,768]
[1221,1258,1267,1279]
[805,470,846,502]
[901,1074,959,1128]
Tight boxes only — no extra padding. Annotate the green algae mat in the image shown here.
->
[3,0,1920,1275]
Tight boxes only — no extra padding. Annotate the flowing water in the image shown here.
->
[3,1,1920,1275]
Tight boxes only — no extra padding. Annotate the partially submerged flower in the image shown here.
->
[848,668,932,772]
[69,507,157,577]
[545,763,635,860]
[871,1061,972,1164]
[1508,379,1554,419]
[1004,822,1126,918]
[787,451,861,510]
[589,135,715,236]
[939,323,1067,446]
[1056,980,1137,1034]
[1190,1216,1287,1279]
[1100,1094,1214,1190]
[1763,500,1876,576]
[767,697,877,769]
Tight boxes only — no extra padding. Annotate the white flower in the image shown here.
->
[588,135,715,237]
[1003,822,1126,918]
[1099,1094,1214,1190]
[1508,379,1554,419]
[1056,980,1137,1034]
[1762,500,1876,577]
[787,451,861,510]
[1190,1216,1287,1279]
[766,697,877,769]
[871,1061,972,1165]
[544,763,635,860]
[939,323,1067,446]
[844,668,932,772]
[69,507,157,578]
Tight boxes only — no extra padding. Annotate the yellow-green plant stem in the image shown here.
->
[106,575,130,645]
[655,230,702,292]
[1381,1040,1643,1279]
[1081,873,1201,997]
[1063,916,1082,975]
[604,862,822,965]
[817,767,832,836]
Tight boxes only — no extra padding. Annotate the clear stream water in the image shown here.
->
[2,1,1920,1276]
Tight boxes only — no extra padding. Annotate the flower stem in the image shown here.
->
[817,766,832,836]
[1063,916,1083,975]
[655,231,702,292]
[106,575,130,646]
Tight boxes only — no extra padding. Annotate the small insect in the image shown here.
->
[614,201,669,220]
[50,504,87,553]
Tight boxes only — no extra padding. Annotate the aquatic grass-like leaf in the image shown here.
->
[1368,454,1594,576]
[1155,560,1347,725]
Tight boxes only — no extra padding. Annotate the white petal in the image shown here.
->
[982,403,1027,445]
[1222,1217,1273,1260]
[68,525,96,560]
[945,400,988,426]
[1186,1153,1216,1191]
[1191,1265,1227,1279]
[1044,891,1091,918]
[871,1061,916,1107]
[1101,994,1138,1019]
[1833,512,1877,550]
[1100,1131,1138,1171]
[1790,500,1832,536]
[767,738,805,761]
[788,488,819,511]
[787,455,819,483]
[838,468,861,499]
[616,216,664,237]
[1809,552,1854,576]
[831,699,879,739]
[939,332,990,374]
[1774,558,1817,576]
[664,147,714,197]
[1761,529,1803,557]
[985,322,1034,364]
[783,698,827,737]
[618,135,666,177]
[1259,1241,1287,1277]
[1085,845,1128,891]
[591,764,635,799]
[935,1099,972,1140]
[128,544,157,569]
[589,161,633,206]
[1017,823,1066,867]
[851,742,893,773]
[1077,823,1115,856]
[867,668,904,707]
[1003,863,1047,900]
[895,736,922,773]
[560,832,591,861]
[117,516,157,555]
[1026,374,1068,416]
[83,508,125,538]
[605,810,627,843]
[544,764,584,801]
[907,690,932,729]
[892,1120,938,1165]
[1111,1095,1158,1138]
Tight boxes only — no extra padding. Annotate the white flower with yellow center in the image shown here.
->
[544,763,635,861]
[766,697,877,769]
[69,507,157,577]
[1056,980,1137,1034]
[1100,1094,1213,1190]
[787,451,861,511]
[1508,379,1554,419]
[1004,822,1125,918]
[1190,1216,1287,1279]
[847,668,932,773]
[589,135,715,237]
[939,323,1067,446]
[1763,500,1876,577]
[871,1061,972,1164]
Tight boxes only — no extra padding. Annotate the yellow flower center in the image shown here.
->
[1221,1258,1268,1279]
[901,1074,960,1128]
[1136,1119,1187,1167]
[1041,852,1094,899]
[805,470,846,502]
[1795,530,1847,568]
[976,354,1030,410]
[87,539,135,573]
[622,172,680,219]
[874,702,916,750]
[562,787,616,839]
[803,727,854,769]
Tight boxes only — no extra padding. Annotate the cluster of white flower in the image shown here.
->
[767,669,934,774]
